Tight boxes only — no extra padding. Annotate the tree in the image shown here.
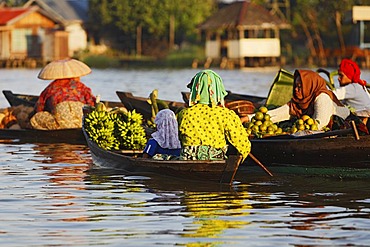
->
[88,0,216,57]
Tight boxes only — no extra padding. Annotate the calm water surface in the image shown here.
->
[1,67,370,246]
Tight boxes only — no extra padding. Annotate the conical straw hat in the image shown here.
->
[38,58,91,80]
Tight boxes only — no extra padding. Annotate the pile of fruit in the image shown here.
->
[289,115,319,133]
[84,103,147,150]
[244,106,283,138]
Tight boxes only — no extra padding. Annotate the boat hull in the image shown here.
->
[83,127,242,184]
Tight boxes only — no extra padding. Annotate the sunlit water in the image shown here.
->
[1,67,370,246]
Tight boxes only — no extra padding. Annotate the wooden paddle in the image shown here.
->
[249,153,273,177]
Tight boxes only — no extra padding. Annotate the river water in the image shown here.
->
[1,67,370,246]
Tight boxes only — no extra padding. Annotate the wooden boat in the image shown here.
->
[0,90,125,144]
[82,125,243,185]
[0,128,85,144]
[244,129,370,178]
[3,90,123,108]
[116,91,187,120]
[181,90,266,107]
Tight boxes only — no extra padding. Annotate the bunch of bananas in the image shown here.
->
[116,110,147,150]
[84,105,147,150]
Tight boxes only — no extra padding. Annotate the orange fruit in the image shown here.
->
[301,115,310,121]
[259,106,268,114]
[255,112,264,121]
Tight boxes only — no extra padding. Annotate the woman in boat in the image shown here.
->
[30,58,96,130]
[334,58,370,128]
[252,69,351,131]
[178,69,251,161]
[143,109,181,159]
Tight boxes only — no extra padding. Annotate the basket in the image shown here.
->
[225,100,255,117]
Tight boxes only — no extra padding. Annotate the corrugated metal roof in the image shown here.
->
[198,1,290,30]
[24,0,88,23]
[0,7,30,25]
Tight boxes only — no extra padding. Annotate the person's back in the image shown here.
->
[30,58,96,130]
[143,109,181,159]
[178,70,251,161]
[35,59,95,113]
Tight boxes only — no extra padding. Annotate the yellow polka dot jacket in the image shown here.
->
[178,104,251,160]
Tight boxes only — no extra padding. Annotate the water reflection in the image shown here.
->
[1,142,370,245]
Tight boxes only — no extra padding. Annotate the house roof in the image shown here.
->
[24,0,88,24]
[0,6,59,25]
[0,7,30,25]
[198,1,290,30]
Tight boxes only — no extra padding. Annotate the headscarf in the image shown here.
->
[188,70,228,107]
[151,109,181,149]
[339,58,367,86]
[288,70,343,118]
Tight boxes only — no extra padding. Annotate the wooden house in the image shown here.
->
[353,6,370,49]
[24,0,88,57]
[198,1,290,68]
[0,6,67,67]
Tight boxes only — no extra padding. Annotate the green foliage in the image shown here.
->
[82,55,120,68]
[88,0,216,54]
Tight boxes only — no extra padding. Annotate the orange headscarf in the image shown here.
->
[288,70,343,118]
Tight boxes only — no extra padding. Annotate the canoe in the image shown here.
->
[245,129,370,178]
[1,90,122,144]
[0,128,85,144]
[82,124,243,185]
[3,90,123,108]
[116,91,187,120]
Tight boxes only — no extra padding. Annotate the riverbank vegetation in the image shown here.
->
[4,0,370,68]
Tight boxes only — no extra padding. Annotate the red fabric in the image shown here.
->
[339,58,367,86]
[35,78,96,112]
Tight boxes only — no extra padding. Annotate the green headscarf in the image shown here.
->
[189,70,228,107]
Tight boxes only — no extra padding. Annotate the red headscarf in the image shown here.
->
[288,70,343,118]
[339,58,367,86]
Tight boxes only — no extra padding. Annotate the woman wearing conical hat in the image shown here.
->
[30,58,96,130]
[34,58,96,113]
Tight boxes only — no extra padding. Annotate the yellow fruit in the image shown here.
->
[298,124,305,131]
[259,106,268,114]
[276,128,283,134]
[252,125,259,132]
[301,115,310,122]
[296,119,304,125]
[255,112,264,121]
[259,124,268,132]
[264,114,271,121]
[267,126,275,132]
[291,126,298,133]
[255,120,263,126]
[310,124,319,130]
[306,118,315,125]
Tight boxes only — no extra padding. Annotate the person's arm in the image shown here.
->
[225,110,251,160]
[332,86,346,100]
[142,139,157,158]
[245,104,290,123]
[313,93,350,130]
[266,104,291,123]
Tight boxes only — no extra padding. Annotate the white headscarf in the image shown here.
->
[151,109,181,149]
